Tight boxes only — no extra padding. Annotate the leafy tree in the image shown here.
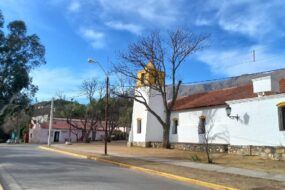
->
[107,96,132,140]
[63,79,133,143]
[114,29,208,148]
[0,10,45,129]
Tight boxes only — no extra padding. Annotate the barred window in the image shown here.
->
[172,119,178,134]
[198,116,206,134]
[137,119,142,133]
[278,106,285,131]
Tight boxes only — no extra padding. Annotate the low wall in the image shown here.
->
[131,141,228,153]
[130,141,285,160]
[129,141,151,147]
[169,143,228,153]
[228,145,285,160]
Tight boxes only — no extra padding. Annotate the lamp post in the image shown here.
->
[88,58,109,155]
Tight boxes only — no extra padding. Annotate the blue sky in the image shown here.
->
[1,0,285,102]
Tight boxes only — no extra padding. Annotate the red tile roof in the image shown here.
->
[40,118,105,131]
[173,79,285,111]
[280,78,285,93]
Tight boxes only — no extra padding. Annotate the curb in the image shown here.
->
[0,183,3,190]
[39,146,237,190]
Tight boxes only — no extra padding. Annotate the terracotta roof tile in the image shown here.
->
[280,78,285,93]
[173,85,256,111]
[40,118,105,131]
[173,78,285,111]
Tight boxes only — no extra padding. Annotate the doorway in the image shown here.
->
[54,131,60,142]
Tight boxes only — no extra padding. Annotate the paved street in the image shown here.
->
[0,144,207,190]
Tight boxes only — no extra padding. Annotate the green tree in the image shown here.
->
[0,10,45,123]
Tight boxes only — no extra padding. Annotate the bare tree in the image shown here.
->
[55,90,66,101]
[65,78,100,142]
[198,116,213,163]
[114,29,208,148]
[80,78,98,103]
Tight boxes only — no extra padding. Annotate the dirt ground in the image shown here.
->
[104,156,285,190]
[61,141,285,175]
[51,141,285,190]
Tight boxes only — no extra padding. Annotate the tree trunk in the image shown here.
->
[162,111,171,148]
[80,129,86,142]
[92,129,96,141]
[205,142,212,163]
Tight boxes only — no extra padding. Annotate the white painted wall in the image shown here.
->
[29,125,105,144]
[227,94,285,146]
[29,127,81,144]
[130,83,285,147]
[252,76,280,94]
[170,106,230,144]
[129,87,149,143]
[32,115,49,124]
[129,87,164,143]
[169,94,285,146]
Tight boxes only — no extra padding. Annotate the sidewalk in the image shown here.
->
[47,142,285,190]
[52,143,285,182]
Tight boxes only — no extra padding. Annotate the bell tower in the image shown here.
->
[128,62,165,147]
[136,62,165,87]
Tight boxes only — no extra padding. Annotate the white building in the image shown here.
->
[29,116,105,144]
[129,64,285,158]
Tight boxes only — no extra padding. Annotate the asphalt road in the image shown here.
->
[0,144,208,190]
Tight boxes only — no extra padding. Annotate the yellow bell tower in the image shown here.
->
[136,62,165,87]
[129,62,165,146]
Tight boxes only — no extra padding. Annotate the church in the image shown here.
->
[128,63,285,160]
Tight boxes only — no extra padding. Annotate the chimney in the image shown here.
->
[252,75,280,97]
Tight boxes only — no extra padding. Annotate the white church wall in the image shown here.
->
[227,94,285,146]
[129,87,150,143]
[170,95,285,146]
[170,106,230,144]
[145,89,164,142]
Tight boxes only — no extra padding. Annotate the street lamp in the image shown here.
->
[88,58,109,155]
[225,105,239,121]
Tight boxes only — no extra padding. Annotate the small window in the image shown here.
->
[198,116,206,134]
[278,106,285,131]
[137,119,142,134]
[172,119,178,134]
[141,73,145,84]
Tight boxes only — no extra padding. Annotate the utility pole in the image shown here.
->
[48,98,54,147]
[104,76,109,155]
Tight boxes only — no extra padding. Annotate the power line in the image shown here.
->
[181,67,285,85]
[105,66,285,89]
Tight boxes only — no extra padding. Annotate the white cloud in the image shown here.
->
[197,45,285,76]
[98,0,181,26]
[68,1,81,12]
[105,21,142,35]
[195,18,212,26]
[80,28,105,49]
[31,66,105,102]
[204,1,285,38]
